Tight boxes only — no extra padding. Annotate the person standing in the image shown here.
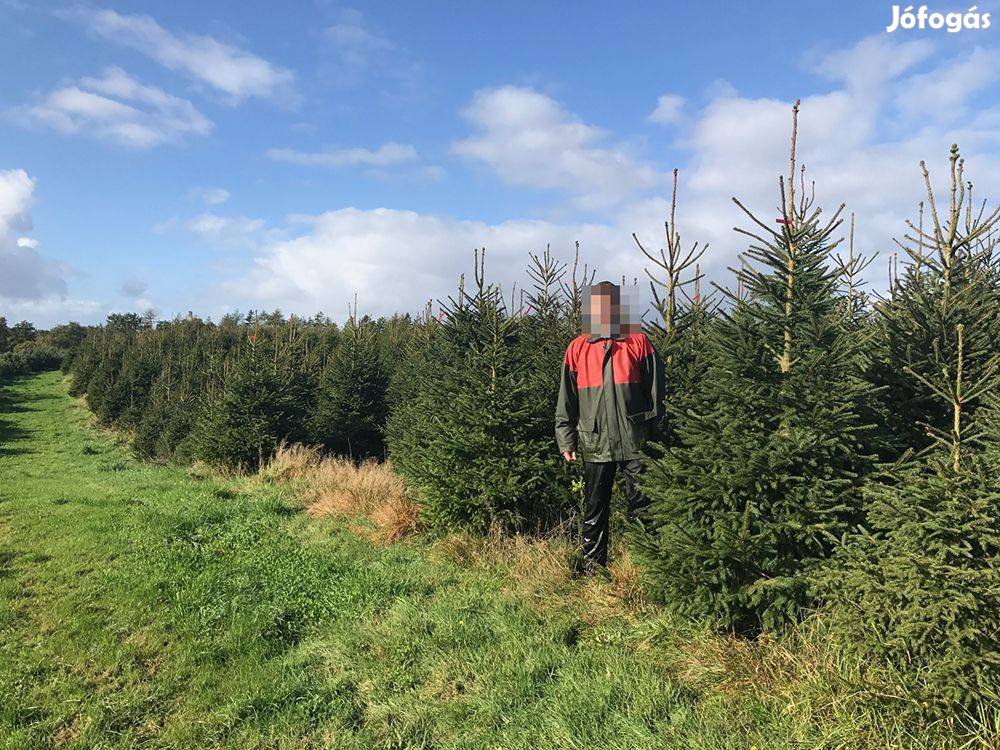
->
[554,281,665,574]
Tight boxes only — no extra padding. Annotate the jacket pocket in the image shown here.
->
[626,407,653,424]
[624,410,650,451]
[577,415,599,453]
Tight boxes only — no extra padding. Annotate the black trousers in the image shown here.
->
[581,458,651,566]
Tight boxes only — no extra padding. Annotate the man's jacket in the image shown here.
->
[555,331,666,462]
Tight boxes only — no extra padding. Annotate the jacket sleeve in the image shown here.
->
[554,344,579,453]
[641,335,666,422]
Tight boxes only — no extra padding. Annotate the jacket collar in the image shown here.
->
[586,331,625,343]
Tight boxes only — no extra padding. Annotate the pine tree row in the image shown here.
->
[51,103,1000,719]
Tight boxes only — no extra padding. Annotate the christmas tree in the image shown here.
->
[386,250,572,534]
[822,326,1000,716]
[310,304,389,460]
[870,145,1000,459]
[634,169,715,449]
[821,148,1000,717]
[634,102,875,632]
[193,321,314,470]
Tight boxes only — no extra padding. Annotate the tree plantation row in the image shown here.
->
[9,112,1000,725]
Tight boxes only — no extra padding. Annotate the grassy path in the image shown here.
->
[0,371,907,749]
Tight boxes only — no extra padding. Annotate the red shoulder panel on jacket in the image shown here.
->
[563,333,590,371]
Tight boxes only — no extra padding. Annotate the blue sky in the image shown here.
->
[1,0,999,326]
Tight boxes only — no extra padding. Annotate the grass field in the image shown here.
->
[0,371,988,749]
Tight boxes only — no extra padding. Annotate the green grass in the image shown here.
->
[0,371,986,749]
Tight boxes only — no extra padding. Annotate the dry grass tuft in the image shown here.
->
[257,441,323,484]
[429,531,576,605]
[369,491,421,544]
[428,532,490,566]
[430,530,648,622]
[306,458,410,518]
[606,548,646,606]
[576,548,652,624]
[502,535,577,604]
[186,459,216,481]
[646,613,876,721]
[257,444,420,544]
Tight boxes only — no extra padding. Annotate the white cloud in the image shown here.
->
[453,86,665,211]
[0,168,34,236]
[814,35,934,93]
[648,94,685,125]
[266,142,419,168]
[325,9,394,70]
[222,208,627,319]
[893,46,1000,122]
[83,8,294,102]
[217,34,1000,322]
[0,297,106,328]
[10,67,212,148]
[183,213,267,247]
[631,34,1000,287]
[189,187,231,206]
[321,7,423,97]
[0,169,74,308]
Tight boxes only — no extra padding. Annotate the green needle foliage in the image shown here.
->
[871,145,1000,459]
[822,326,1000,718]
[635,103,876,633]
[310,307,389,461]
[821,149,1000,718]
[386,250,576,534]
[192,325,315,470]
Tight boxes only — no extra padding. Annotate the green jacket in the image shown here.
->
[555,331,666,462]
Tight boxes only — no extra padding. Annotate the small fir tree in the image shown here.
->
[634,169,715,447]
[310,304,389,460]
[386,251,571,534]
[193,324,313,470]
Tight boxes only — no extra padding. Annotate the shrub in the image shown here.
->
[0,345,64,382]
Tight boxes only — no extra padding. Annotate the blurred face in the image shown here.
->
[582,283,639,337]
[583,285,620,337]
[590,292,613,326]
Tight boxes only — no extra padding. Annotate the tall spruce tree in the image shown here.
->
[821,149,1000,718]
[634,102,875,632]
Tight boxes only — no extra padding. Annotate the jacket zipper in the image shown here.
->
[607,340,627,461]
